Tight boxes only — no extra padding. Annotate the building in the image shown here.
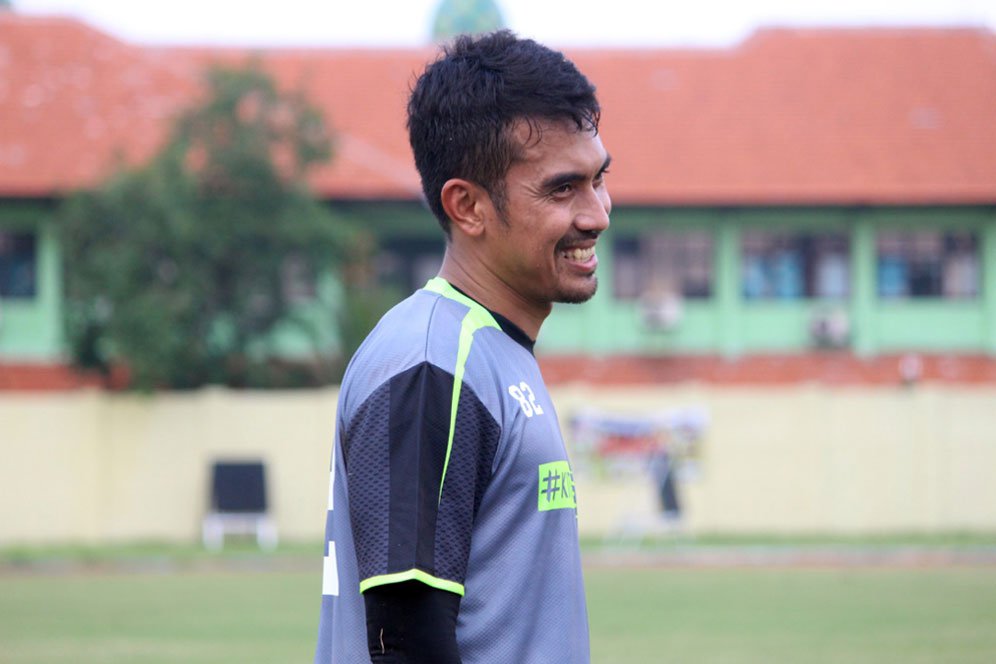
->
[2,15,996,387]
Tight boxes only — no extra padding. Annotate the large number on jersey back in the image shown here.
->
[508,381,544,418]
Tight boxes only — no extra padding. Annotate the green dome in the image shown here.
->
[431,0,507,41]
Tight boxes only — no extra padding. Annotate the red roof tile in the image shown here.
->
[2,16,995,205]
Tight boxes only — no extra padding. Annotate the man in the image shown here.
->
[314,30,611,663]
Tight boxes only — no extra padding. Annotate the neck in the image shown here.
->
[437,250,548,341]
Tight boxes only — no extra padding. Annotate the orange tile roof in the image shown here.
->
[2,15,995,205]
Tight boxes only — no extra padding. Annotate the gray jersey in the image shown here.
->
[314,277,589,663]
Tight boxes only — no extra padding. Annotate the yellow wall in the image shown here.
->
[2,384,995,546]
[557,384,996,535]
[1,388,334,545]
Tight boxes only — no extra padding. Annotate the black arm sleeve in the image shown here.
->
[365,581,462,664]
[344,361,500,590]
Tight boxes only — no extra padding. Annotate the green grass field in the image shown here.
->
[2,548,995,663]
[586,567,996,663]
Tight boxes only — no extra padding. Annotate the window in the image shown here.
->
[613,231,713,300]
[377,238,445,294]
[742,231,849,300]
[281,254,317,303]
[0,231,37,298]
[877,231,979,299]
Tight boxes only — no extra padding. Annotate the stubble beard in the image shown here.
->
[555,275,599,304]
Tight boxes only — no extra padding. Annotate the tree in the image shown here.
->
[431,0,506,42]
[59,64,352,390]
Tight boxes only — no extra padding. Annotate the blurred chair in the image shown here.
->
[202,460,278,551]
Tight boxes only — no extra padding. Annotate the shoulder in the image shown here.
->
[337,291,432,407]
[339,283,533,423]
[338,288,477,412]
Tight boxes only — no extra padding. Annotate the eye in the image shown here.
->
[549,183,573,198]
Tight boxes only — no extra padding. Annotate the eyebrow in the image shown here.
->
[541,154,612,192]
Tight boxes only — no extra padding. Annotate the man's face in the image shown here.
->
[485,119,611,309]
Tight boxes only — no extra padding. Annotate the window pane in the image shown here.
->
[612,237,641,300]
[742,230,849,300]
[943,232,980,298]
[813,235,850,299]
[0,231,37,298]
[613,231,714,300]
[281,254,317,303]
[877,231,979,299]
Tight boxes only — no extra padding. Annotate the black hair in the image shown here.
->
[407,30,600,235]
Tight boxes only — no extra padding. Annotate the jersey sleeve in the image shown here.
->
[342,360,501,596]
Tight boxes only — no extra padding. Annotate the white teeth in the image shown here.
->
[563,247,595,261]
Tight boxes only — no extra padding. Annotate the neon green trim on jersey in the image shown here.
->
[423,278,500,505]
[359,568,466,596]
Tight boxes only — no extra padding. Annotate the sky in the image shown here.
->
[13,0,996,48]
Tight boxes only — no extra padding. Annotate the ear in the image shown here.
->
[440,178,492,238]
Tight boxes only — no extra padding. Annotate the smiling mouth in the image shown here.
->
[561,246,595,262]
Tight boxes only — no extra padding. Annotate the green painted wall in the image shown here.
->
[537,205,996,357]
[0,203,63,362]
[2,200,995,365]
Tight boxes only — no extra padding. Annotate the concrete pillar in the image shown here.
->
[982,216,996,355]
[716,216,741,358]
[851,214,877,357]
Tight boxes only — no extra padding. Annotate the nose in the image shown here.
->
[577,185,611,233]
